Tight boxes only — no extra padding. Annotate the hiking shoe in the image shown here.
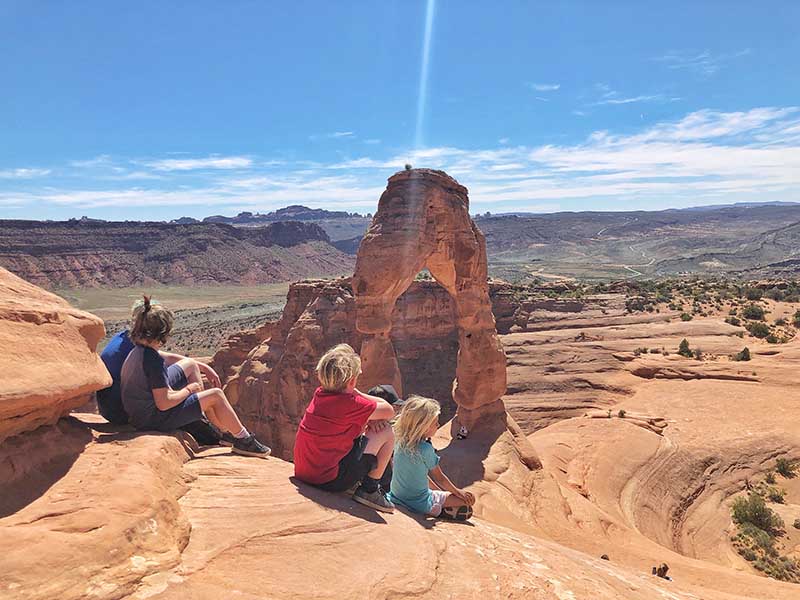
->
[231,434,271,458]
[219,431,237,447]
[456,426,469,440]
[353,486,395,513]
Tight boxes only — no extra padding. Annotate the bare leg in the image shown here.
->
[197,388,244,434]
[176,358,203,389]
[363,425,394,479]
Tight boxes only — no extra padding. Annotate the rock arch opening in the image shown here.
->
[353,168,507,430]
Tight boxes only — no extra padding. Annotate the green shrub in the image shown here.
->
[747,322,770,338]
[732,347,751,361]
[766,334,780,344]
[765,471,776,484]
[732,493,784,533]
[680,312,693,321]
[745,287,764,300]
[776,458,796,478]
[649,348,660,354]
[793,310,800,327]
[725,316,741,326]
[766,288,785,301]
[775,317,787,326]
[766,487,786,504]
[693,348,703,360]
[794,518,800,530]
[678,338,693,357]
[743,304,766,320]
[618,409,626,418]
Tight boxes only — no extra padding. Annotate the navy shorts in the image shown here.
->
[149,364,203,432]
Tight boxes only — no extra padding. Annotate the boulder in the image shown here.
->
[0,267,111,443]
[211,320,276,383]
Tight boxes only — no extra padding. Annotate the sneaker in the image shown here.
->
[219,431,237,447]
[353,485,395,513]
[231,434,271,458]
[441,505,473,521]
[456,426,469,440]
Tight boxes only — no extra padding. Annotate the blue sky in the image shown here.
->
[1,1,799,220]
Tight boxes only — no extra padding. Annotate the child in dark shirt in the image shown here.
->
[120,295,270,458]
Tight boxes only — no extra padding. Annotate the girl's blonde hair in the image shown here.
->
[130,295,174,344]
[316,343,362,392]
[394,395,441,452]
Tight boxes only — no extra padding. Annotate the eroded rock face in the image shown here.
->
[0,267,111,443]
[225,278,460,459]
[352,169,507,429]
[211,320,276,382]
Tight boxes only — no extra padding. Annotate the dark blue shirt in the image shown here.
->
[96,330,135,424]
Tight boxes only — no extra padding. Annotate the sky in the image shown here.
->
[1,0,800,221]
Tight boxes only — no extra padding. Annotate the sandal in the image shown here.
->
[441,505,473,521]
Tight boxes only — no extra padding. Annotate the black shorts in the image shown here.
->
[317,436,379,493]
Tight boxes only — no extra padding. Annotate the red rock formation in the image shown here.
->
[211,320,276,383]
[352,169,507,430]
[0,267,111,443]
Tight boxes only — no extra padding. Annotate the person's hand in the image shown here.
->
[455,489,476,506]
[367,420,390,433]
[199,363,221,388]
[187,382,203,394]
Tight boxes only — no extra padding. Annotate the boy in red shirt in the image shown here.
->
[294,344,396,512]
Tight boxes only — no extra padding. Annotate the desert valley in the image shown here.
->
[3,168,800,599]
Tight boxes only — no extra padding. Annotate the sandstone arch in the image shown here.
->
[353,168,507,429]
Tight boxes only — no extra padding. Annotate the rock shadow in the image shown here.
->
[289,476,388,525]
[0,416,92,518]
[436,416,506,488]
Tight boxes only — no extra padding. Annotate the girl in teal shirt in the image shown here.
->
[389,396,475,520]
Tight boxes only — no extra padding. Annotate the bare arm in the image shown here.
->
[355,388,395,421]
[152,383,202,411]
[158,351,185,366]
[429,465,476,506]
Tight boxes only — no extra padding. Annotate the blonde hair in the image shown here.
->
[316,344,362,392]
[394,396,441,453]
[130,295,174,344]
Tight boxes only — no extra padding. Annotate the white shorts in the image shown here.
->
[427,490,450,517]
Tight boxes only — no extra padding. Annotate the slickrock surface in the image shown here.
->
[353,169,507,430]
[211,320,276,381]
[0,267,110,443]
[3,413,796,600]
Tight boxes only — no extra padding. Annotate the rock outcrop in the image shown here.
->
[225,278,461,459]
[0,219,353,288]
[353,169,507,430]
[211,320,276,382]
[0,267,111,443]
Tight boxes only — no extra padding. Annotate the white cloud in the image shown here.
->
[498,137,510,145]
[363,138,381,145]
[0,168,51,178]
[527,83,560,92]
[145,156,253,171]
[9,106,800,215]
[654,48,751,77]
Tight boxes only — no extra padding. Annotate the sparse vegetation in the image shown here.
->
[618,409,626,418]
[732,493,783,533]
[744,288,764,301]
[746,322,770,339]
[775,458,796,479]
[743,304,766,320]
[693,348,703,360]
[766,487,786,504]
[765,471,776,484]
[678,338,693,358]
[680,312,693,321]
[794,519,800,530]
